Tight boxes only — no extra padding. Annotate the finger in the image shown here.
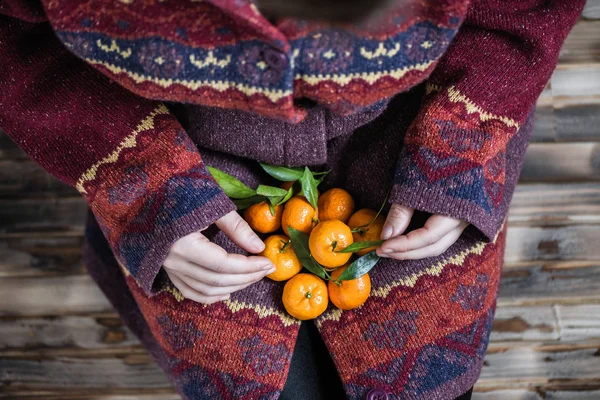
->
[167,272,230,305]
[167,258,275,287]
[170,234,274,274]
[379,215,462,254]
[380,225,466,260]
[381,204,414,240]
[216,211,265,253]
[183,276,260,297]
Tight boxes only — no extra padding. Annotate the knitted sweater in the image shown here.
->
[0,0,583,398]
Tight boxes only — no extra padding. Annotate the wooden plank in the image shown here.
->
[472,390,542,400]
[0,235,84,277]
[508,183,600,226]
[552,100,600,142]
[0,160,75,198]
[0,393,180,400]
[559,21,600,63]
[547,390,600,399]
[491,306,559,342]
[583,0,600,20]
[0,276,111,317]
[551,64,600,98]
[473,390,600,400]
[477,343,600,390]
[0,356,172,391]
[491,304,600,343]
[0,197,87,235]
[519,142,600,182]
[530,104,556,142]
[505,225,600,262]
[555,304,600,341]
[0,316,138,350]
[478,344,600,390]
[498,264,600,306]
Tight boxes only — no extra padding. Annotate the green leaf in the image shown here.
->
[335,240,385,253]
[207,166,256,199]
[299,167,319,210]
[260,163,304,181]
[232,196,265,210]
[276,187,295,205]
[337,251,380,281]
[256,184,288,198]
[287,227,327,279]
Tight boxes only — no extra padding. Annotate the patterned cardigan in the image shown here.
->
[0,0,583,398]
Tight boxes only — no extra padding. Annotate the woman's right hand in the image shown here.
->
[163,211,276,304]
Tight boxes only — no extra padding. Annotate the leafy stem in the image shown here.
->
[356,190,390,230]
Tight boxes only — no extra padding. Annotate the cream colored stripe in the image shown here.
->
[295,60,435,86]
[224,299,300,327]
[157,285,300,327]
[87,58,436,103]
[317,240,488,325]
[75,104,169,194]
[86,59,292,103]
[426,83,520,130]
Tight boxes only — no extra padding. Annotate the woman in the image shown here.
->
[0,0,583,399]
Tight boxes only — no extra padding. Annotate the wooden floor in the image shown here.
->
[1,3,600,399]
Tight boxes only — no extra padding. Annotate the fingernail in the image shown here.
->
[381,226,393,240]
[382,248,393,254]
[267,267,276,274]
[252,238,265,252]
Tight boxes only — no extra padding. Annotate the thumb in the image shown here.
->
[215,211,265,254]
[381,203,414,240]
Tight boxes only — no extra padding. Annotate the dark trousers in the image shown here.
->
[280,321,473,400]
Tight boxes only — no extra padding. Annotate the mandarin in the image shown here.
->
[347,208,386,255]
[243,201,283,234]
[318,188,355,223]
[282,273,329,320]
[261,234,302,281]
[308,220,353,268]
[328,265,371,310]
[282,196,317,235]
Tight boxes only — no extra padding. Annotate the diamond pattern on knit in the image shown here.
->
[156,314,203,352]
[238,334,293,377]
[363,311,419,350]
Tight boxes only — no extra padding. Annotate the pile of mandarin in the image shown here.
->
[244,186,384,320]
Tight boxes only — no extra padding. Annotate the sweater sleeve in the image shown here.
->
[0,10,236,295]
[390,0,584,241]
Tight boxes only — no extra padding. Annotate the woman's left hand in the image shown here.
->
[376,203,469,260]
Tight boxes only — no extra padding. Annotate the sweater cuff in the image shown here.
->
[390,179,501,242]
[79,106,237,296]
[113,186,236,296]
[390,143,511,242]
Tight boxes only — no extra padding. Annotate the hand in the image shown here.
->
[376,203,469,260]
[163,211,275,304]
